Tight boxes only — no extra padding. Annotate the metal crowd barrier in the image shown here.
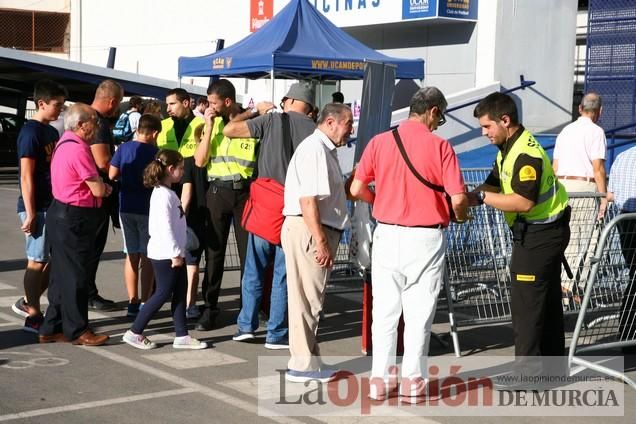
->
[219,170,631,364]
[223,225,241,271]
[444,183,618,357]
[568,212,636,389]
[222,219,360,293]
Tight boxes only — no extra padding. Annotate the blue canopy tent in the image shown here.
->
[178,0,424,86]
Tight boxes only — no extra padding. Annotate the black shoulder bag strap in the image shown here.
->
[281,112,293,162]
[391,128,444,193]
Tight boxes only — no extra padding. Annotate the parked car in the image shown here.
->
[0,113,26,167]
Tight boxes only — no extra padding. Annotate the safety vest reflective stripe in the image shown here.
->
[212,175,243,182]
[209,156,256,168]
[525,208,565,224]
[497,129,569,227]
[157,116,205,158]
[535,181,557,205]
[206,116,258,180]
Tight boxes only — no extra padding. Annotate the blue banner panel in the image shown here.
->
[402,0,438,20]
[438,0,478,20]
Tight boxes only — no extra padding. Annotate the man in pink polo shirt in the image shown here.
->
[351,87,468,403]
[39,103,112,346]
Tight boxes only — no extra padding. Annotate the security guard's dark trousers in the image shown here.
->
[201,183,249,316]
[509,213,571,372]
[41,200,101,340]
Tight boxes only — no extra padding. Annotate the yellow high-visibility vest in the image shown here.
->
[497,129,569,226]
[157,116,205,158]
[205,116,258,181]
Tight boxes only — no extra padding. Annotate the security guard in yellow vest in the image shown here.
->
[158,88,204,158]
[194,79,258,331]
[468,93,571,388]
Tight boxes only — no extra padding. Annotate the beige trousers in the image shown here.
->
[560,179,600,302]
[281,216,341,372]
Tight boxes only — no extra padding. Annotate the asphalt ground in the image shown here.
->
[0,171,635,423]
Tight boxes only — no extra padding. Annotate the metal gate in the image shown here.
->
[568,212,636,389]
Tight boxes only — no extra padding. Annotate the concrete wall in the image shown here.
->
[341,0,578,134]
[489,0,578,133]
[69,0,250,80]
[340,19,478,109]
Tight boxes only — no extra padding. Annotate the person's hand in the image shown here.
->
[345,167,356,201]
[204,106,216,126]
[104,183,113,197]
[597,197,608,221]
[256,101,276,115]
[20,214,35,235]
[314,239,333,268]
[171,256,184,268]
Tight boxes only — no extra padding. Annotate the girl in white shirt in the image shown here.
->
[123,149,207,350]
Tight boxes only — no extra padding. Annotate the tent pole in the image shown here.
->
[271,69,275,103]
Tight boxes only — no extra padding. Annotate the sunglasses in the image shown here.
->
[279,97,295,109]
[438,110,446,126]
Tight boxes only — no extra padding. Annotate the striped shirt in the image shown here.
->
[609,146,636,212]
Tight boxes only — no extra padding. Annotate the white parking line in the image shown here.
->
[87,346,308,424]
[0,388,195,422]
[0,311,22,325]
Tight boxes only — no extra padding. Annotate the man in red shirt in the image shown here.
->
[351,86,467,403]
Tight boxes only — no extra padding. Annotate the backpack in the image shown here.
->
[112,111,134,144]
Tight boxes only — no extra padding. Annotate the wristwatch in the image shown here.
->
[476,191,486,205]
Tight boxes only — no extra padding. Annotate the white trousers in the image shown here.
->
[370,223,446,381]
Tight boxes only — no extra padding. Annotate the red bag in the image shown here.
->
[241,177,285,245]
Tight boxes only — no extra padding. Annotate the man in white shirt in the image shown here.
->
[281,103,353,384]
[553,92,607,304]
[553,92,607,208]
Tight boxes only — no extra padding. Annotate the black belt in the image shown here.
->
[377,220,443,229]
[323,224,344,234]
[51,198,99,211]
[210,179,250,190]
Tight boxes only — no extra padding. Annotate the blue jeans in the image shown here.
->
[237,233,288,343]
[132,259,188,337]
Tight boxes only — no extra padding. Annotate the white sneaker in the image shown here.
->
[264,340,289,350]
[122,330,157,350]
[173,335,208,350]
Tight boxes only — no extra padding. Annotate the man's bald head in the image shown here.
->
[92,79,124,117]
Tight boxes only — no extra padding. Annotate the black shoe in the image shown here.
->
[88,295,116,311]
[195,308,219,331]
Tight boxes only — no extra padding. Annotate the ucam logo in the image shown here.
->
[402,0,437,19]
[212,57,225,70]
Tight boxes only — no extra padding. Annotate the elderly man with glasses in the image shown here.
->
[350,87,468,402]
